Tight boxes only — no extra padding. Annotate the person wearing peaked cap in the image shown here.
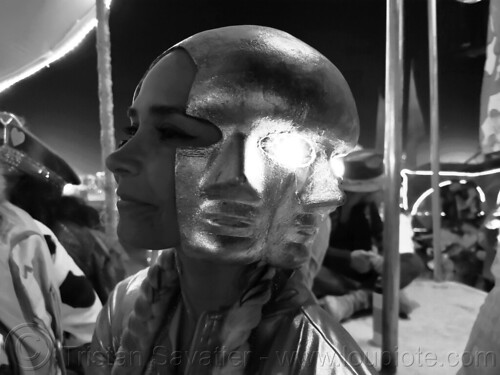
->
[0,112,127,304]
[0,112,108,374]
[313,149,424,322]
[0,111,80,192]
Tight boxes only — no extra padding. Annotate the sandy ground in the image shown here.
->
[342,279,487,375]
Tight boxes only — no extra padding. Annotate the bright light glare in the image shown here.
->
[486,207,500,230]
[330,157,345,178]
[260,133,315,169]
[63,184,78,196]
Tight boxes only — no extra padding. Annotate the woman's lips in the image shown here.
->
[116,199,158,218]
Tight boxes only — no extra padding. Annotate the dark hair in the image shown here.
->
[6,173,61,229]
[55,196,101,229]
[6,173,101,231]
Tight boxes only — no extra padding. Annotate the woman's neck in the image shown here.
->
[176,251,250,320]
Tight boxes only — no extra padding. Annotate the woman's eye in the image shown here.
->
[118,125,138,148]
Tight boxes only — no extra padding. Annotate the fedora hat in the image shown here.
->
[341,149,385,193]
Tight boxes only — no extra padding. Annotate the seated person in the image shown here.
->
[314,149,424,321]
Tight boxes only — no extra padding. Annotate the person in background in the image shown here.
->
[0,170,67,374]
[50,194,127,304]
[0,113,126,304]
[0,111,103,374]
[315,149,424,321]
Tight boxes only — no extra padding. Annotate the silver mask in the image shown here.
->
[143,26,359,268]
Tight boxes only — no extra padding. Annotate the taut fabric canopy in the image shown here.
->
[0,0,99,93]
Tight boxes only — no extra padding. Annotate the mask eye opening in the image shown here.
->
[258,131,316,169]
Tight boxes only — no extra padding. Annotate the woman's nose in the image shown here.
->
[105,141,141,179]
[200,132,260,202]
[298,156,346,211]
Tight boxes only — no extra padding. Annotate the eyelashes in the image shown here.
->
[118,125,138,148]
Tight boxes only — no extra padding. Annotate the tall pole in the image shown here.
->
[427,0,443,281]
[96,0,118,243]
[382,0,404,372]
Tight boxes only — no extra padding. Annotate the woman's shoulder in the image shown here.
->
[91,268,150,358]
[112,268,149,309]
[103,270,149,329]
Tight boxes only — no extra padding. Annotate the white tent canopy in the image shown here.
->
[0,0,104,93]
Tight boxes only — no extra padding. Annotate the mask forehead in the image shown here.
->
[164,26,358,266]
[172,25,358,150]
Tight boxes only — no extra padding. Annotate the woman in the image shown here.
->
[89,25,376,374]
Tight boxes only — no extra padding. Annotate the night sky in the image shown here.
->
[0,0,489,175]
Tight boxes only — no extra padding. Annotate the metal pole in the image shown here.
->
[427,0,443,281]
[382,0,404,372]
[96,0,118,243]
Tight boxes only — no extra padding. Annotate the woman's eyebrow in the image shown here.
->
[127,104,220,137]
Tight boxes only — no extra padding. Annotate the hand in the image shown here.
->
[350,250,375,274]
[370,254,384,274]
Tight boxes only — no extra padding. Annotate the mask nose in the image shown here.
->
[298,156,346,211]
[201,132,260,202]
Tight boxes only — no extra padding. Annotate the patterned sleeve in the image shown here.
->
[34,220,103,347]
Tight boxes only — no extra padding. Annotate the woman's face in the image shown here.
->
[105,50,221,250]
